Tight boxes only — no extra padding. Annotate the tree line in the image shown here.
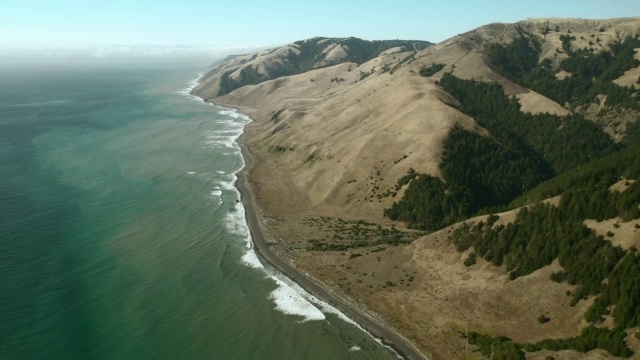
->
[385,72,618,230]
[453,143,640,358]
[489,31,640,109]
[384,32,640,357]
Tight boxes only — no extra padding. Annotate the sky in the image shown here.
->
[1,0,639,60]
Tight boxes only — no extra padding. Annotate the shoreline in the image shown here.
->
[230,118,430,360]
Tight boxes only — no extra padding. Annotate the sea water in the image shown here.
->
[0,61,397,360]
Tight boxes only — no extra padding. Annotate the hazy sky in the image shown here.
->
[2,1,639,50]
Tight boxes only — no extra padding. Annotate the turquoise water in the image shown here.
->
[0,62,396,360]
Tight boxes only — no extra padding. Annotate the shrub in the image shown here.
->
[537,314,551,324]
[419,63,445,77]
[464,252,477,267]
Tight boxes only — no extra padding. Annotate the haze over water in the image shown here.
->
[0,61,396,359]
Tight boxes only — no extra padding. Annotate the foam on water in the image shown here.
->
[219,177,238,191]
[209,190,222,208]
[265,269,408,355]
[173,73,204,100]
[203,135,236,149]
[11,99,73,108]
[263,269,404,358]
[205,107,331,322]
[218,109,240,118]
[177,75,405,351]
[269,277,326,322]
[224,201,251,240]
[182,94,340,322]
[240,249,264,270]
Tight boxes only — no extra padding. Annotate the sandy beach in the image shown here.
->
[233,127,430,360]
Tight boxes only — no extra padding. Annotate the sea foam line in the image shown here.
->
[216,156,329,322]
[210,108,329,322]
[173,72,205,100]
[178,73,405,358]
[212,107,405,356]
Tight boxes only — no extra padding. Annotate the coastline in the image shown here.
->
[232,121,430,360]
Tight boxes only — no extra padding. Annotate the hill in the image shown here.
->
[194,37,432,97]
[193,17,640,359]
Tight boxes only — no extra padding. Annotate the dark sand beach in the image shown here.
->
[234,129,430,360]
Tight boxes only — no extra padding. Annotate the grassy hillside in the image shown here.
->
[386,72,620,230]
[489,28,640,110]
[382,29,640,358]
[216,37,431,96]
[452,144,640,358]
[193,18,640,359]
[387,28,640,229]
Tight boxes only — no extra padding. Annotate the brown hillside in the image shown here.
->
[194,17,640,359]
[195,18,640,222]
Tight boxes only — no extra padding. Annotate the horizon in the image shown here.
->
[2,1,639,62]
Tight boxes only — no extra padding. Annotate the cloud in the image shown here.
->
[90,46,133,58]
[0,43,265,64]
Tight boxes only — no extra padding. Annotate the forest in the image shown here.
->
[218,66,267,96]
[384,31,640,357]
[385,73,618,230]
[489,31,640,109]
[456,144,640,357]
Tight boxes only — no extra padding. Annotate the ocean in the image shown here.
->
[0,61,397,360]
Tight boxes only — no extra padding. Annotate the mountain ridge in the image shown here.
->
[194,37,432,97]
[193,17,640,359]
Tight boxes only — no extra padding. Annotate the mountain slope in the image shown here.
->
[194,37,431,97]
[193,17,640,359]
[196,42,482,221]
